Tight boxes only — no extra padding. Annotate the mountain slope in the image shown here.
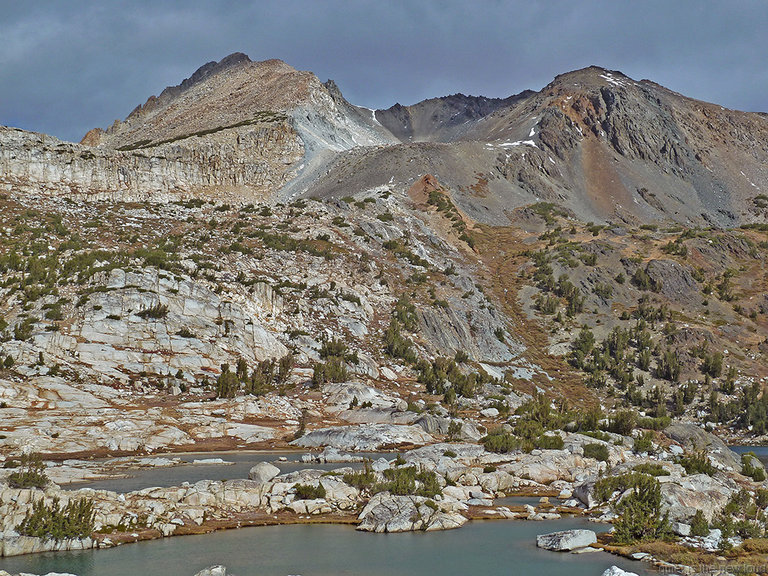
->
[4,55,768,224]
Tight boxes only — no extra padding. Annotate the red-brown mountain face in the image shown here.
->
[304,65,768,228]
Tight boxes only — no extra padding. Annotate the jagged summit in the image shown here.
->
[80,54,319,148]
[168,52,254,96]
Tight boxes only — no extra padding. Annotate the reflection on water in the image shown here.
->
[0,518,653,576]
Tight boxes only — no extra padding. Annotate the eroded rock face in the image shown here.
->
[0,124,303,203]
[194,567,227,576]
[664,423,741,471]
[536,529,597,551]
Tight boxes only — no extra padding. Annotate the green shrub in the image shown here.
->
[482,430,520,454]
[633,431,654,454]
[536,434,565,450]
[636,416,671,430]
[136,303,168,319]
[342,462,376,491]
[678,451,715,476]
[17,497,95,540]
[632,463,669,477]
[384,319,417,364]
[581,430,611,442]
[690,509,709,537]
[608,410,637,436]
[583,443,610,462]
[8,454,48,489]
[311,357,348,387]
[294,483,326,500]
[376,466,441,498]
[741,453,767,482]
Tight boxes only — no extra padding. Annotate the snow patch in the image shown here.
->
[599,73,627,88]
[500,140,538,149]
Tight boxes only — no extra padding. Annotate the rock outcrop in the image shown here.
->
[292,424,435,451]
[357,492,467,533]
[536,529,597,551]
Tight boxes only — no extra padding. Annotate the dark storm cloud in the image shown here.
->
[2,0,766,142]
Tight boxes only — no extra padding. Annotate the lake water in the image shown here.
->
[0,518,652,576]
[71,451,388,493]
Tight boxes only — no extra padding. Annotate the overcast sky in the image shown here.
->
[2,1,767,142]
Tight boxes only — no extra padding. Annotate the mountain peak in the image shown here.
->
[179,52,253,91]
[84,54,314,147]
[548,66,635,92]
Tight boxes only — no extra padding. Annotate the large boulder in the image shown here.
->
[602,567,639,576]
[357,493,467,533]
[323,382,407,413]
[248,462,280,483]
[660,473,736,522]
[664,423,741,471]
[536,529,597,551]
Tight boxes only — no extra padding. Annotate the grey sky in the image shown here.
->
[2,1,767,142]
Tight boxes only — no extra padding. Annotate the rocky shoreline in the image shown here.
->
[1,422,760,576]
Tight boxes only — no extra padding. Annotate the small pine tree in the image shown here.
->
[612,475,671,544]
[690,509,709,537]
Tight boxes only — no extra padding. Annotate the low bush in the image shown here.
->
[536,434,565,450]
[8,454,48,489]
[377,466,441,498]
[678,451,715,476]
[294,483,326,500]
[136,303,168,319]
[342,462,376,491]
[482,430,520,454]
[612,475,671,544]
[741,453,767,482]
[633,431,654,454]
[632,463,669,477]
[690,509,709,537]
[583,443,610,462]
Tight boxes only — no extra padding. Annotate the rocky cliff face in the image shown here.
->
[1,121,303,202]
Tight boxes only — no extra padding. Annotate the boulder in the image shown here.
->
[194,567,227,576]
[660,473,736,522]
[248,462,280,483]
[536,529,597,551]
[671,521,691,537]
[602,567,639,576]
[357,493,467,533]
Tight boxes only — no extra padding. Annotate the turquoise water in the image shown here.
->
[0,519,652,576]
